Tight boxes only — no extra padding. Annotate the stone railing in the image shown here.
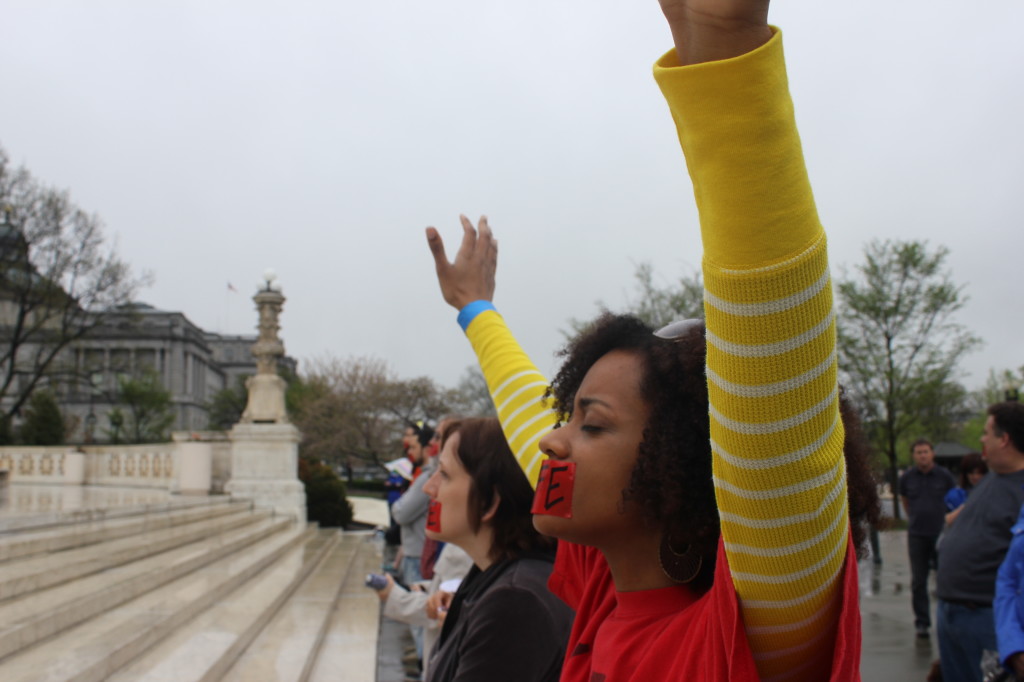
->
[0,431,231,494]
[86,445,176,489]
[0,447,91,486]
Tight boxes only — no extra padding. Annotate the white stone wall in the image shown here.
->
[0,444,175,489]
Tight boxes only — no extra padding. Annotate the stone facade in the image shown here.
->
[2,301,296,442]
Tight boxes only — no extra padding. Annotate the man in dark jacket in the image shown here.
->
[899,438,955,639]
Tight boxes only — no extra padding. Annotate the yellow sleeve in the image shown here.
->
[655,31,849,680]
[463,309,557,488]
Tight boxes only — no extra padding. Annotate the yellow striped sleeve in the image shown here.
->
[463,309,557,488]
[656,31,849,681]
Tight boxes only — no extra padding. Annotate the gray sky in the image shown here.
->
[3,0,1023,393]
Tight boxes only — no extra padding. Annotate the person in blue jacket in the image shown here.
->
[996,500,1024,680]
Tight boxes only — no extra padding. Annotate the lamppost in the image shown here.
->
[84,405,96,444]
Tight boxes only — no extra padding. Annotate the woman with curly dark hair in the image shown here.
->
[422,1,879,680]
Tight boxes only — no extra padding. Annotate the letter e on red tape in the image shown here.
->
[531,460,575,518]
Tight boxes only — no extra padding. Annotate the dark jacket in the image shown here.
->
[426,554,573,682]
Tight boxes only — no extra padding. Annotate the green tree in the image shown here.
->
[106,408,125,444]
[836,240,980,519]
[567,262,704,336]
[0,146,145,423]
[959,366,1024,447]
[115,370,176,443]
[19,390,65,445]
[206,376,249,430]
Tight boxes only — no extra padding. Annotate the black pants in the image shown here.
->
[908,533,940,628]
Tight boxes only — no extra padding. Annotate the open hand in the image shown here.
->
[657,0,771,65]
[425,215,497,311]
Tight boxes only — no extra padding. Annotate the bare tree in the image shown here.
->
[452,365,497,418]
[566,261,704,336]
[0,145,145,422]
[290,355,460,470]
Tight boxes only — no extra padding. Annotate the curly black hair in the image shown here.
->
[547,313,881,591]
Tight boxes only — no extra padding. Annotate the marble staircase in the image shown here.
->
[0,495,381,682]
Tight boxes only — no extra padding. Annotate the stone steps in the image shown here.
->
[305,533,382,682]
[0,503,262,601]
[0,522,309,682]
[0,514,292,662]
[0,494,384,682]
[0,496,243,563]
[221,531,376,682]
[104,527,339,682]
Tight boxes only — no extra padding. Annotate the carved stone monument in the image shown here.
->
[225,271,306,522]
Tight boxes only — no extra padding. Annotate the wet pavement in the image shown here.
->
[376,529,939,681]
[860,529,938,681]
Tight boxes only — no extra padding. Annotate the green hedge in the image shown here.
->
[298,457,354,528]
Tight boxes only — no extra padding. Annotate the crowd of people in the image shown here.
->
[900,411,1024,682]
[356,1,1023,680]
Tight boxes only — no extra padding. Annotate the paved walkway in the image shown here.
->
[377,529,941,682]
[861,529,938,681]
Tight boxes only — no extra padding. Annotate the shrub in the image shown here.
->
[298,456,354,528]
[20,391,65,445]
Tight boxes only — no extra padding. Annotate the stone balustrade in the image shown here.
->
[0,432,231,493]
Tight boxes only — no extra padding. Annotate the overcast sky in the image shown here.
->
[3,0,1023,394]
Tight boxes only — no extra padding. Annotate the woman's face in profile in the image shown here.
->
[534,349,650,548]
[423,433,474,547]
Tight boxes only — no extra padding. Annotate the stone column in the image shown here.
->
[225,272,306,523]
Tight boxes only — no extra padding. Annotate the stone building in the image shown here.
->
[1,298,296,442]
[2,212,296,442]
[58,302,297,441]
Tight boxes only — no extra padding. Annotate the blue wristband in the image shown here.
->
[457,300,497,331]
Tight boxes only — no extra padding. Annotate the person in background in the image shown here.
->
[375,541,474,680]
[383,432,415,573]
[996,501,1024,681]
[391,422,436,666]
[899,438,955,638]
[420,426,447,582]
[945,452,988,526]
[937,402,1024,682]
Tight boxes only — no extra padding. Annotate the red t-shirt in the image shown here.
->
[548,535,862,681]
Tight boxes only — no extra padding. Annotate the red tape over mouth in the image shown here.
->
[531,460,575,518]
[426,500,442,532]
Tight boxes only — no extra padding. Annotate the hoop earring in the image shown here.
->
[659,535,702,584]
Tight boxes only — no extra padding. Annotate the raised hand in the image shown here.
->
[425,215,498,311]
[657,0,772,65]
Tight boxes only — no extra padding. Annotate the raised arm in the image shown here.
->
[426,217,556,487]
[656,2,851,680]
